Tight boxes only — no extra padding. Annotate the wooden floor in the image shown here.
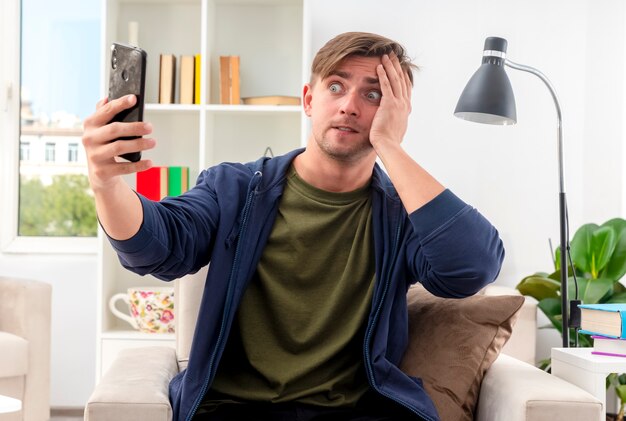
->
[50,408,83,421]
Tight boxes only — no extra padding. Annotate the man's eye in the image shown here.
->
[367,91,382,101]
[329,82,342,93]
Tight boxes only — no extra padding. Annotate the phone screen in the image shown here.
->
[107,43,147,162]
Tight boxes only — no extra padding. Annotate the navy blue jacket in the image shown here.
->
[109,148,504,421]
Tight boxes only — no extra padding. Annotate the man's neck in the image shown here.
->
[292,141,376,193]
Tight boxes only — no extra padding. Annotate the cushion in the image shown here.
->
[399,284,524,421]
[0,331,28,377]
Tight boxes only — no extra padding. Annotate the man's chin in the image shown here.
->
[318,140,373,163]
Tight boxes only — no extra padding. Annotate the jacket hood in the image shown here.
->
[248,147,401,203]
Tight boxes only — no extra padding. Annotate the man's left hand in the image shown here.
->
[369,53,413,150]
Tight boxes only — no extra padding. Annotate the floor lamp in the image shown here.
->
[454,36,571,347]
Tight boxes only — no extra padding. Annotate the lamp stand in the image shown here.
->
[505,59,569,347]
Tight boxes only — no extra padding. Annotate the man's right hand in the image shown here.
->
[82,94,155,193]
[82,94,156,240]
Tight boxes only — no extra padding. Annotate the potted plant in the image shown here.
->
[516,217,626,418]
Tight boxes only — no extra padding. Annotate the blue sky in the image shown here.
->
[22,0,101,120]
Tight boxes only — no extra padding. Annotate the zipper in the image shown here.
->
[185,171,261,421]
[363,205,436,421]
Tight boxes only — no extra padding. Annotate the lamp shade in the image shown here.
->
[454,37,517,125]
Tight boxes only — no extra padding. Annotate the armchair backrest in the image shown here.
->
[174,273,539,370]
[174,266,207,370]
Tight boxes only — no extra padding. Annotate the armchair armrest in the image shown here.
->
[476,353,603,421]
[0,276,52,421]
[85,346,179,421]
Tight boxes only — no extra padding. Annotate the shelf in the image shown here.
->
[101,329,175,341]
[146,103,202,112]
[99,0,304,381]
[116,0,198,4]
[205,104,301,114]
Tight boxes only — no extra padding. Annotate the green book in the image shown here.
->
[168,166,189,196]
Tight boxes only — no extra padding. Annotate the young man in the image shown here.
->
[83,32,504,421]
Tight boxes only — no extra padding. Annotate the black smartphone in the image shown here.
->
[107,43,147,162]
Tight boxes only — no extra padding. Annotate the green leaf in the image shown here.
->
[537,357,551,372]
[600,218,626,282]
[605,292,626,304]
[616,384,626,402]
[570,223,600,274]
[569,277,614,305]
[576,333,593,347]
[516,276,560,301]
[548,270,561,281]
[538,298,562,332]
[554,246,561,271]
[590,226,617,277]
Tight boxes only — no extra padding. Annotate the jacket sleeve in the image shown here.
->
[105,168,221,281]
[405,189,505,298]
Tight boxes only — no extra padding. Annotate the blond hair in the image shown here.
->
[310,32,418,85]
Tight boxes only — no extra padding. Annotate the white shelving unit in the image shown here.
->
[97,0,306,379]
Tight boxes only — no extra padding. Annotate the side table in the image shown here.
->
[552,347,626,416]
[0,395,21,413]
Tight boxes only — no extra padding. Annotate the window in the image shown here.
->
[44,142,56,162]
[20,142,30,161]
[0,0,101,251]
[68,142,79,163]
[19,0,100,239]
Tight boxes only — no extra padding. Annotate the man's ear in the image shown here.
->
[303,83,313,117]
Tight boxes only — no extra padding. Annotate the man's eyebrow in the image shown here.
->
[328,70,380,85]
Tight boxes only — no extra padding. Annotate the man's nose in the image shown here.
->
[339,90,360,117]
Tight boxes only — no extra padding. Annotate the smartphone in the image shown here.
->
[107,43,147,162]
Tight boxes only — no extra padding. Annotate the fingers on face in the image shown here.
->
[381,54,408,99]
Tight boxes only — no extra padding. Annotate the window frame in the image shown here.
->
[0,0,96,254]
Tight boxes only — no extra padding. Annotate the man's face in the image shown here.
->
[304,55,382,163]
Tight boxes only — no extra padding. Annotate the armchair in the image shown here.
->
[0,276,52,421]
[85,269,602,421]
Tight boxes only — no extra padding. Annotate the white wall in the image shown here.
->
[1,0,625,407]
[306,0,626,358]
[308,0,626,284]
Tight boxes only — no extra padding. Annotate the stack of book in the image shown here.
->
[159,54,201,105]
[136,166,190,201]
[579,303,626,357]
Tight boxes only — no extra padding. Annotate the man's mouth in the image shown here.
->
[333,126,358,133]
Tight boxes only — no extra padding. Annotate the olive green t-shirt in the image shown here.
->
[203,166,375,409]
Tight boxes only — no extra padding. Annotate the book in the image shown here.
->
[179,55,195,104]
[579,303,626,339]
[241,95,301,106]
[159,54,176,104]
[136,167,168,201]
[194,54,201,104]
[230,56,240,105]
[168,166,189,196]
[219,55,240,105]
[592,335,626,357]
